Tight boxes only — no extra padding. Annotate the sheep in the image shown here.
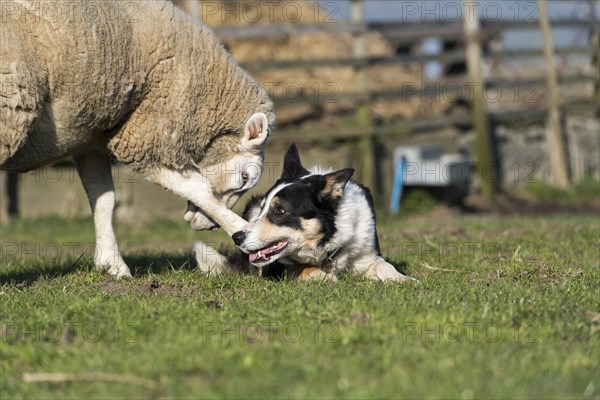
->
[0,0,275,278]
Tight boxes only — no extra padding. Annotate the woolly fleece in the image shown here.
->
[0,0,275,172]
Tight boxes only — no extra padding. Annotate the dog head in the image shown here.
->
[232,143,354,267]
[185,113,271,230]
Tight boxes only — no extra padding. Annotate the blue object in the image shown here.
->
[390,158,406,214]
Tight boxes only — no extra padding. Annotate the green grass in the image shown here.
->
[1,212,599,399]
[523,177,600,204]
[396,188,440,215]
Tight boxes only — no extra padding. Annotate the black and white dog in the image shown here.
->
[194,144,412,282]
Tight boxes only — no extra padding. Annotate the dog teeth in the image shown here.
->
[248,241,289,264]
[251,250,267,262]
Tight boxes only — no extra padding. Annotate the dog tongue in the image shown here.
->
[248,242,284,263]
[249,248,271,262]
[249,252,262,262]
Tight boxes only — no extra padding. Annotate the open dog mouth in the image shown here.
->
[248,240,289,263]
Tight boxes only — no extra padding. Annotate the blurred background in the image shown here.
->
[1,0,598,223]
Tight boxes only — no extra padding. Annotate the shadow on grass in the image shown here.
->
[0,256,90,287]
[0,253,198,286]
[390,260,410,275]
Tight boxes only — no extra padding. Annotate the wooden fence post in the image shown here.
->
[7,172,19,218]
[351,0,378,203]
[463,0,496,201]
[116,167,136,225]
[1,172,19,222]
[538,0,570,187]
[1,172,7,223]
[591,7,600,119]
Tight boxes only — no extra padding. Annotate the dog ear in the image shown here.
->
[282,143,309,179]
[242,113,269,151]
[319,168,354,201]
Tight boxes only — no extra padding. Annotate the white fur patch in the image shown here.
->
[256,182,294,219]
[324,181,378,271]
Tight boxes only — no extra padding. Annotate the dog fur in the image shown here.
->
[195,144,413,283]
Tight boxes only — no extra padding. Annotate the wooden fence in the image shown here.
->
[209,4,599,202]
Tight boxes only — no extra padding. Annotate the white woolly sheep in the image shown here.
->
[0,0,275,278]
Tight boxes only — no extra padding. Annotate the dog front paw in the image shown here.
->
[296,267,338,282]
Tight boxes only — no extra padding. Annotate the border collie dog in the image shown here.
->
[194,144,413,282]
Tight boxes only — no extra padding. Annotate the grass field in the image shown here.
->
[1,210,599,399]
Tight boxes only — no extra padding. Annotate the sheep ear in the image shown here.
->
[319,168,354,201]
[282,143,309,179]
[242,113,269,151]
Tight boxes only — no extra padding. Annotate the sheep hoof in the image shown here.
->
[115,270,133,280]
[99,260,132,279]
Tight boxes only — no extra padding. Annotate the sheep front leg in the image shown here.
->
[74,152,132,278]
[150,168,247,236]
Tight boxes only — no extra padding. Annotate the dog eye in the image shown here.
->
[275,206,286,215]
[241,171,249,184]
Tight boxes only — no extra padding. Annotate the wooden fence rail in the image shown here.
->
[239,45,597,71]
[268,75,598,106]
[212,19,599,40]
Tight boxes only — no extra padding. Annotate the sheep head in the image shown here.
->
[185,113,270,230]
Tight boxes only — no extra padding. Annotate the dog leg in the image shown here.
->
[364,257,413,283]
[74,152,131,278]
[290,266,338,282]
[193,241,231,275]
[150,168,247,236]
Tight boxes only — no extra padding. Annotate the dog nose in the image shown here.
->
[232,231,246,246]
